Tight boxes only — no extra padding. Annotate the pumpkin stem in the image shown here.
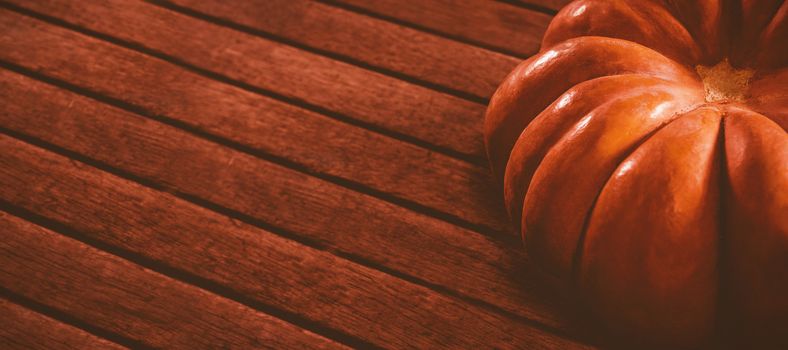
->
[695,59,754,103]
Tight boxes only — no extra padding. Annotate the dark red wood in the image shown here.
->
[3,0,485,158]
[0,298,126,350]
[164,0,520,99]
[0,1,511,234]
[0,66,572,335]
[329,0,553,57]
[0,211,345,349]
[0,0,593,348]
[0,135,588,349]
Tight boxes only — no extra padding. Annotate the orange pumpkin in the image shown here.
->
[484,0,787,347]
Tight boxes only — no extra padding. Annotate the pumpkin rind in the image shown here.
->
[722,109,788,346]
[579,108,722,348]
[485,0,788,346]
[484,36,699,182]
[543,0,703,65]
[504,75,696,229]
[521,85,702,276]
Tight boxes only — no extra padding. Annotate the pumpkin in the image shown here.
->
[484,0,787,347]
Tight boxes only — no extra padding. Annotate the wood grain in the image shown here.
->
[0,136,589,349]
[328,0,552,57]
[0,4,511,234]
[0,66,572,335]
[509,0,572,12]
[160,0,519,100]
[0,1,485,159]
[0,298,126,350]
[0,1,594,347]
[0,211,344,350]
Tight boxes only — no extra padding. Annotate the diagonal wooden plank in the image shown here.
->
[0,0,485,159]
[0,136,590,349]
[158,0,519,100]
[0,3,511,236]
[326,0,553,57]
[509,0,572,13]
[0,298,126,350]
[0,64,573,336]
[0,211,346,350]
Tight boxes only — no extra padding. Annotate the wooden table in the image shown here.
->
[0,0,596,348]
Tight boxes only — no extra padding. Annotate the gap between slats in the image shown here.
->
[0,4,592,344]
[0,1,486,165]
[497,0,562,15]
[0,208,358,349]
[0,290,138,349]
[0,203,378,350]
[0,106,582,346]
[321,0,551,58]
[0,4,514,237]
[0,6,584,336]
[0,134,591,348]
[0,57,507,241]
[149,0,494,104]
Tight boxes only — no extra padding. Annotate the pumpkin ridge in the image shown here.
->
[569,104,713,287]
[521,88,703,276]
[504,75,701,228]
[744,68,788,130]
[544,0,703,65]
[577,107,723,347]
[661,0,727,63]
[717,109,788,346]
[621,0,702,65]
[658,1,706,63]
[729,0,786,68]
[754,0,785,44]
[485,36,700,181]
[753,1,788,69]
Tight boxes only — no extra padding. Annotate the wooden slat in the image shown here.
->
[0,136,589,349]
[1,0,485,159]
[0,3,510,235]
[0,211,344,350]
[0,62,572,335]
[511,0,572,12]
[328,0,553,57]
[0,298,126,350]
[161,0,519,100]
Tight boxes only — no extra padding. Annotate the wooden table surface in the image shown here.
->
[0,0,599,348]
